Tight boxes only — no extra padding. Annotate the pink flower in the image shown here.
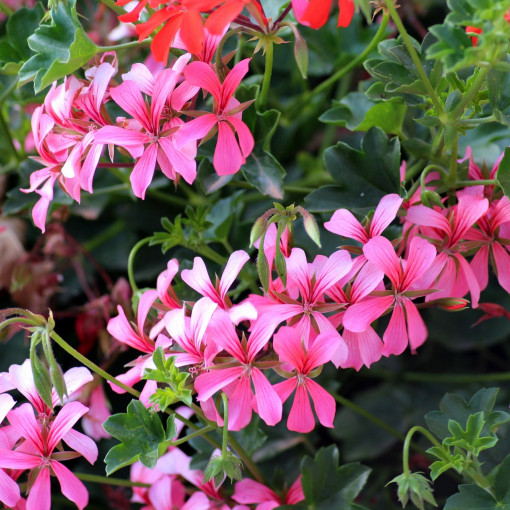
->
[178,59,254,175]
[0,402,97,510]
[343,236,437,356]
[272,327,338,433]
[233,475,304,509]
[194,311,282,430]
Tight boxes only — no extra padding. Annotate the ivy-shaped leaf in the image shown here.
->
[103,400,166,475]
[426,445,466,480]
[19,0,98,92]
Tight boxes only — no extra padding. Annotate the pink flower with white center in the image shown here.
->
[324,193,403,248]
[107,289,159,403]
[272,326,338,433]
[233,476,305,509]
[406,194,489,308]
[194,311,282,430]
[343,236,437,356]
[178,58,255,175]
[157,297,218,368]
[0,402,98,510]
[23,106,81,232]
[181,250,256,323]
[464,196,510,294]
[251,247,352,365]
[94,54,197,198]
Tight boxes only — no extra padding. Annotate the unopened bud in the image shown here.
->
[432,298,469,311]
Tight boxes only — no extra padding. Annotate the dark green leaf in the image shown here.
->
[495,147,510,198]
[6,3,46,61]
[19,0,98,92]
[103,400,166,475]
[443,484,501,509]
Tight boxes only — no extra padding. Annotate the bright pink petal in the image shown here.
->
[312,249,352,301]
[0,449,40,470]
[341,328,383,370]
[470,244,489,292]
[343,295,395,333]
[455,252,481,308]
[273,327,305,371]
[131,143,158,199]
[219,250,250,299]
[251,368,282,426]
[27,467,51,510]
[324,208,367,243]
[7,403,44,453]
[177,114,218,145]
[228,376,253,430]
[195,367,243,401]
[181,257,217,302]
[226,116,254,158]
[403,300,427,353]
[363,236,402,288]
[0,468,20,507]
[451,195,489,246]
[110,80,151,131]
[51,460,89,510]
[62,429,98,464]
[406,205,451,235]
[305,330,339,372]
[493,242,510,293]
[401,236,436,290]
[306,378,335,428]
[233,478,278,505]
[184,61,222,103]
[214,122,243,175]
[350,262,384,303]
[287,384,315,433]
[369,194,403,237]
[207,311,245,361]
[221,59,251,107]
[158,136,197,185]
[382,303,408,356]
[47,402,89,453]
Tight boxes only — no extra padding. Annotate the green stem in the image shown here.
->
[98,0,124,14]
[448,132,459,185]
[0,78,18,104]
[76,473,150,488]
[97,39,151,52]
[402,426,441,475]
[127,237,153,293]
[451,67,489,120]
[228,433,265,484]
[0,1,13,15]
[419,163,448,192]
[333,393,405,442]
[384,0,444,117]
[221,394,229,457]
[454,179,496,188]
[83,220,125,252]
[167,425,215,447]
[215,27,244,76]
[258,40,274,111]
[197,244,228,266]
[50,331,141,398]
[308,14,389,101]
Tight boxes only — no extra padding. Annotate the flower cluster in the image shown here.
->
[25,50,253,232]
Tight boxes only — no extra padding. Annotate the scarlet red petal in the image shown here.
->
[337,0,355,27]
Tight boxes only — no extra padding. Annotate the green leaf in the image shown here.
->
[444,413,498,456]
[103,400,166,475]
[443,484,502,509]
[306,127,401,214]
[427,445,465,480]
[300,446,371,509]
[425,388,510,441]
[19,0,98,92]
[6,3,46,61]
[494,454,510,501]
[495,147,510,198]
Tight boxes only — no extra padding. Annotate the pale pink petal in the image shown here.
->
[382,303,408,356]
[59,367,94,404]
[9,360,45,413]
[251,368,282,426]
[306,378,335,428]
[195,367,243,401]
[122,63,155,95]
[191,297,218,346]
[148,476,173,510]
[27,467,51,510]
[324,209,367,243]
[62,429,98,464]
[363,236,402,288]
[369,194,403,237]
[214,122,243,175]
[51,460,89,510]
[0,468,20,507]
[343,295,395,333]
[181,257,217,302]
[0,394,15,424]
[287,384,315,433]
[219,250,250,300]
